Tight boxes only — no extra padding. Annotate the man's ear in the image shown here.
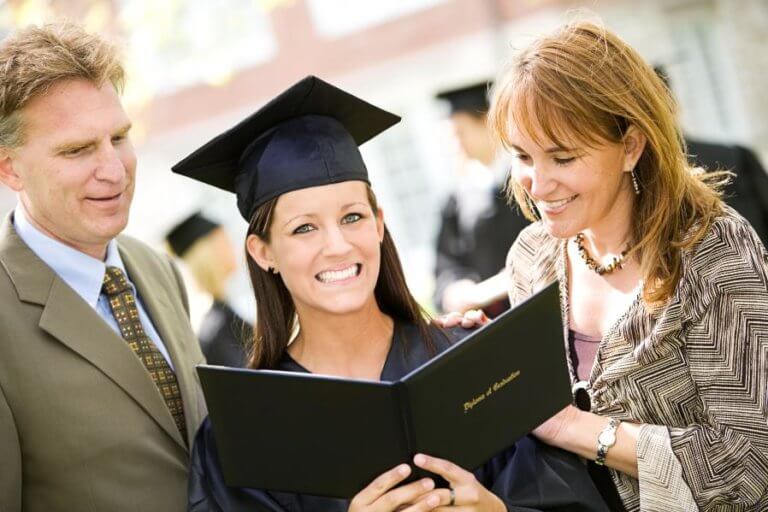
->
[246,233,276,273]
[622,125,647,172]
[0,148,23,192]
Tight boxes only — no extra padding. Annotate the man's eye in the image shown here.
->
[63,147,87,157]
[342,213,362,224]
[293,224,315,235]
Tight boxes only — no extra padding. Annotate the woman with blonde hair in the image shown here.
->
[489,21,768,511]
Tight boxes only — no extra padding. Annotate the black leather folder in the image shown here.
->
[197,282,571,498]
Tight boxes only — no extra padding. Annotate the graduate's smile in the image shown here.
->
[315,263,361,284]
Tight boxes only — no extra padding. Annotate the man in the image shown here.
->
[655,65,768,247]
[433,81,529,315]
[685,139,768,247]
[165,212,250,367]
[0,23,206,511]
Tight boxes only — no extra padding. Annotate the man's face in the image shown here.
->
[0,79,136,259]
[450,111,492,163]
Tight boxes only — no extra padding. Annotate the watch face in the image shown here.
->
[598,430,617,446]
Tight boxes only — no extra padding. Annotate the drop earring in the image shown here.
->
[630,168,641,195]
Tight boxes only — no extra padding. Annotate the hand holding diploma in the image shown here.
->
[348,464,435,512]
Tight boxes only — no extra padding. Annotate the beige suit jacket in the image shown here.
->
[0,213,207,512]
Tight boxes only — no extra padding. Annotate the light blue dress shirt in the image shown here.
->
[13,206,175,369]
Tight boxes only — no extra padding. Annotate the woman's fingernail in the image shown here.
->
[422,478,434,490]
[427,495,440,507]
[414,454,426,465]
[398,464,410,476]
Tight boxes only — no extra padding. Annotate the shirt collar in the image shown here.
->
[13,205,126,308]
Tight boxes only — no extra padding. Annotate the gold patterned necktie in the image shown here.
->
[102,265,187,442]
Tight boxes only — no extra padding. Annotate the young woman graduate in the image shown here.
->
[173,76,609,512]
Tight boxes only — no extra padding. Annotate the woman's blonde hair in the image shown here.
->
[172,228,232,300]
[489,21,728,304]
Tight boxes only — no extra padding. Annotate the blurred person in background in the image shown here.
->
[0,22,206,512]
[491,21,768,511]
[166,212,250,367]
[433,81,528,317]
[655,64,768,246]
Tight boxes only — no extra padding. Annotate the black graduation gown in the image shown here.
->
[434,187,529,313]
[188,323,609,512]
[686,138,768,247]
[198,300,250,367]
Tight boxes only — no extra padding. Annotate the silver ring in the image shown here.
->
[449,487,455,506]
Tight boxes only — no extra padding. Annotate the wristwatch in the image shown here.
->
[595,418,620,466]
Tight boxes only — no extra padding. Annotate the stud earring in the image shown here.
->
[267,266,279,274]
[630,168,641,195]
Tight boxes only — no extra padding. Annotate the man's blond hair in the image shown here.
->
[0,21,125,147]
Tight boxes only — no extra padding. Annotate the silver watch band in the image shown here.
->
[595,417,620,466]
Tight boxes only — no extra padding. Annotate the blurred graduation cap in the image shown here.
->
[165,212,219,257]
[172,75,400,221]
[436,81,492,116]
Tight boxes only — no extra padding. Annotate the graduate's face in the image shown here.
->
[0,79,136,260]
[507,122,644,240]
[248,181,385,317]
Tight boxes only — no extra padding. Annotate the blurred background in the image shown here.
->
[1,0,766,327]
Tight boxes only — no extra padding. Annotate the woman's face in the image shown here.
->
[507,122,644,240]
[247,181,385,317]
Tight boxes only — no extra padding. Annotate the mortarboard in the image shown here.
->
[165,212,219,257]
[172,75,400,221]
[435,81,492,116]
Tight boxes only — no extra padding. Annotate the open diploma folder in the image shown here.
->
[197,282,571,498]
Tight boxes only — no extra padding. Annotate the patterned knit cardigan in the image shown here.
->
[505,209,768,511]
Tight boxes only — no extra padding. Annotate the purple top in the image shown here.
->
[568,330,602,382]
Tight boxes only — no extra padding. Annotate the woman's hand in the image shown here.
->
[411,454,506,511]
[433,309,489,330]
[348,464,438,512]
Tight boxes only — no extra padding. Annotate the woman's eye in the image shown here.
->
[342,213,363,224]
[513,153,532,164]
[293,224,315,235]
[554,156,575,165]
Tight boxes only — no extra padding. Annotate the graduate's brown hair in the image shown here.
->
[245,184,434,369]
[489,21,728,305]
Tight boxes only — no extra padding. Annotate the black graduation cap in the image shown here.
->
[435,81,492,116]
[172,75,401,220]
[165,212,219,257]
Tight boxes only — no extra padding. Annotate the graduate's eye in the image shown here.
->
[292,223,316,235]
[341,212,363,224]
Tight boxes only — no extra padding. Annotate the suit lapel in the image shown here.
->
[0,215,187,449]
[119,240,204,446]
[38,278,187,448]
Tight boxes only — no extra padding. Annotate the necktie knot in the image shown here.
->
[103,266,131,296]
